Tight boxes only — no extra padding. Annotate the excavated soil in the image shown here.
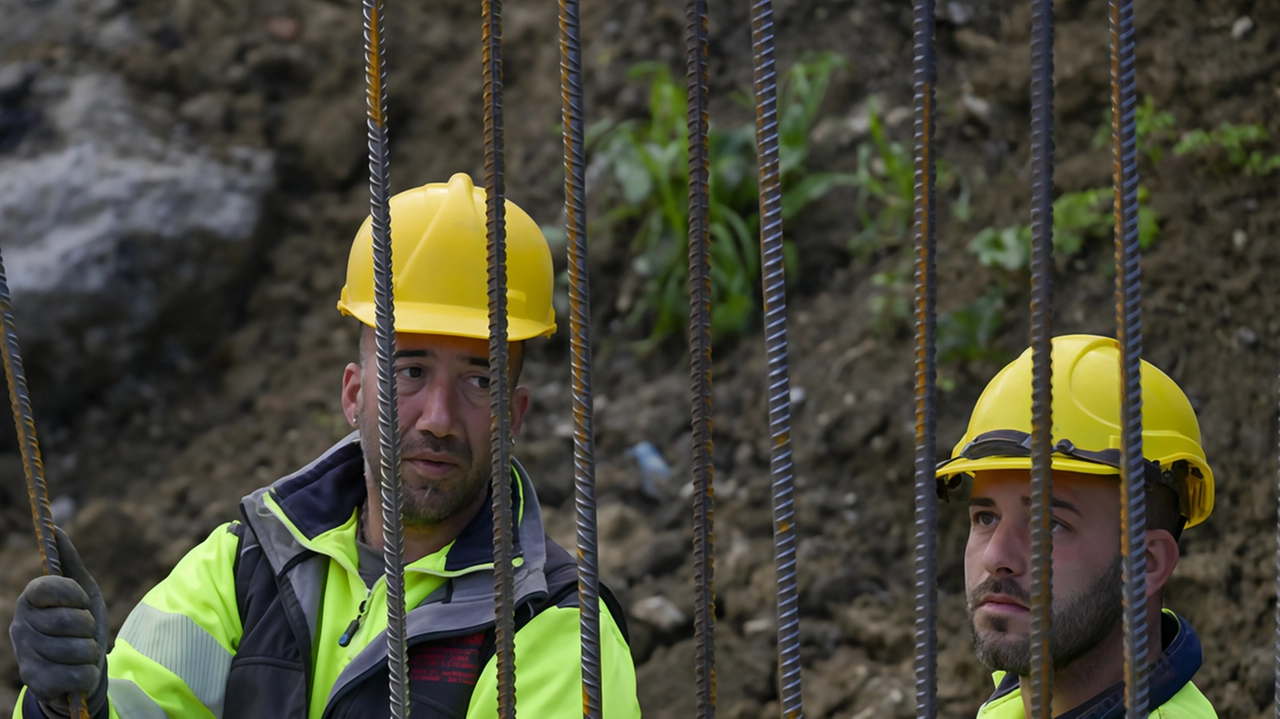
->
[2,0,1280,717]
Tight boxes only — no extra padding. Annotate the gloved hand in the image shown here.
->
[9,527,110,717]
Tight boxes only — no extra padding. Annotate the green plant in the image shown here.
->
[937,284,1007,365]
[868,270,910,335]
[1174,122,1280,176]
[1093,95,1177,164]
[590,54,854,346]
[848,97,913,255]
[968,185,1158,274]
[844,98,959,258]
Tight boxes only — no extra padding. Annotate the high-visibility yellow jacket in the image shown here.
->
[16,434,641,719]
[975,610,1215,718]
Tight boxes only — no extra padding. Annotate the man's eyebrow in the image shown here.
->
[464,356,489,369]
[393,350,428,359]
[391,349,489,368]
[969,497,996,508]
[1019,495,1083,517]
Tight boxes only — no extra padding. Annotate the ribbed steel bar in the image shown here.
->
[1110,0,1149,715]
[559,0,601,715]
[361,0,409,716]
[0,251,90,719]
[1026,0,1056,715]
[685,0,715,714]
[482,0,517,715]
[748,2,802,717]
[909,0,938,716]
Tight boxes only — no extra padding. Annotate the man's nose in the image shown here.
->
[412,378,457,437]
[982,518,1028,578]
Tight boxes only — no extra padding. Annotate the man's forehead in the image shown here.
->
[393,332,489,355]
[969,468,1120,505]
[361,327,512,359]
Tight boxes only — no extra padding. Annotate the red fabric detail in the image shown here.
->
[408,633,485,685]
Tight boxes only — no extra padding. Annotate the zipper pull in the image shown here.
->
[338,596,372,647]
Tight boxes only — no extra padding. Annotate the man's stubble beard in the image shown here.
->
[966,553,1124,676]
[358,407,490,529]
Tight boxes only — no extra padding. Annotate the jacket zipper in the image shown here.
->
[338,584,376,647]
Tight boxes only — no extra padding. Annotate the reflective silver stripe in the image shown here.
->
[118,603,231,717]
[108,679,167,719]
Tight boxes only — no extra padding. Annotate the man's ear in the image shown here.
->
[342,363,362,429]
[510,385,531,438]
[1143,528,1180,599]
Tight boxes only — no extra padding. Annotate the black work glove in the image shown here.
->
[9,528,110,718]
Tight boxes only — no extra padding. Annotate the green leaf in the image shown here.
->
[969,226,1031,272]
[1138,205,1159,249]
[938,285,1006,364]
[782,172,859,220]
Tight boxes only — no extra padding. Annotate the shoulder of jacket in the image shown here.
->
[1151,680,1217,718]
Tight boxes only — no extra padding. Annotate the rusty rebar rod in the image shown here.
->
[1110,0,1149,715]
[685,0,715,714]
[0,254,91,719]
[482,0,517,715]
[559,0,602,715]
[909,0,939,716]
[748,2,803,717]
[360,0,408,715]
[1026,0,1056,714]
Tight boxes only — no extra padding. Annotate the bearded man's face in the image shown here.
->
[342,330,528,527]
[963,469,1126,675]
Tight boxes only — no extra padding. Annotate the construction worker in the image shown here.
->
[937,334,1216,718]
[8,173,642,718]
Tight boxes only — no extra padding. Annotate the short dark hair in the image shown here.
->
[1146,466,1187,541]
[356,325,526,386]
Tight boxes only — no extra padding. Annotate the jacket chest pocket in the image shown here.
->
[224,655,309,719]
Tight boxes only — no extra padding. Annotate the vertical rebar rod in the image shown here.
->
[1110,0,1149,715]
[748,3,802,717]
[1275,369,1280,719]
[1026,0,1057,715]
[361,0,408,716]
[909,0,938,716]
[559,0,601,715]
[482,0,516,715]
[0,250,91,719]
[686,0,715,715]
[0,261,57,585]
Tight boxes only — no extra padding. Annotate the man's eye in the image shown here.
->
[398,366,424,380]
[467,375,491,390]
[972,511,997,527]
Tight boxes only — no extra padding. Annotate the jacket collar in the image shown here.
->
[986,609,1203,718]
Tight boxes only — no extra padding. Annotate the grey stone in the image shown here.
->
[630,595,688,632]
[1232,16,1254,40]
[0,73,274,421]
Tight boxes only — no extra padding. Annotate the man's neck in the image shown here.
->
[361,488,488,564]
[1017,608,1164,717]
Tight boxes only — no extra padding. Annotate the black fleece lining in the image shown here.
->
[442,474,524,572]
[271,442,367,538]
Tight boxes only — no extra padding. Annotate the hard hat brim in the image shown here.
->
[936,455,1116,480]
[338,300,557,342]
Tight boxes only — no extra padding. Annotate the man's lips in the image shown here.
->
[404,454,461,479]
[977,594,1029,613]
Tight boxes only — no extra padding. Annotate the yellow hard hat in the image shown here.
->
[337,173,557,340]
[936,334,1214,528]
